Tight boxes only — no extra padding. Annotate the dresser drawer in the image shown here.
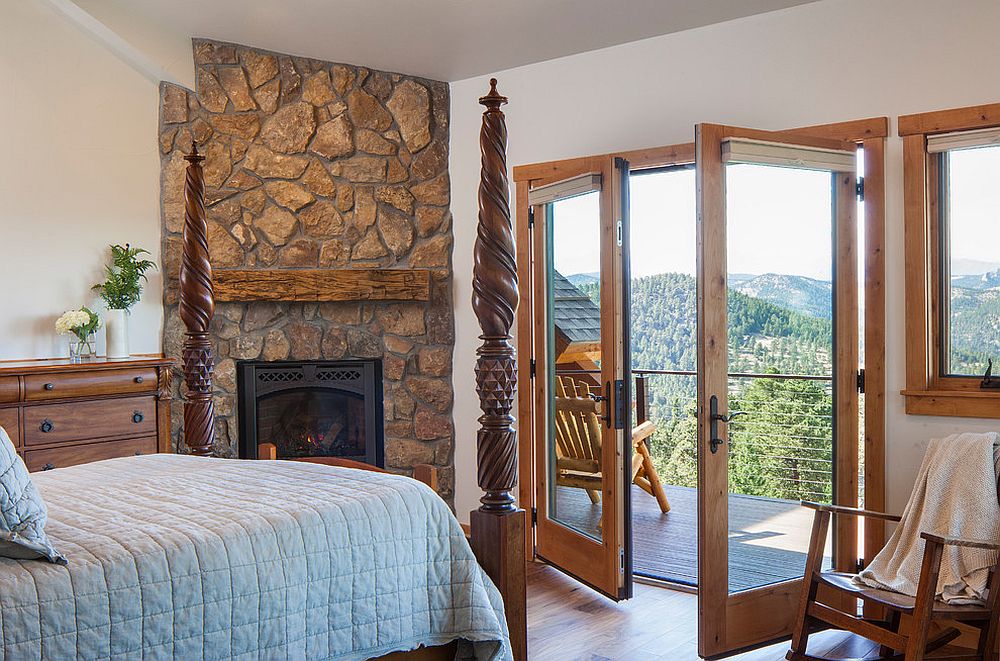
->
[24,368,157,401]
[0,377,18,403]
[0,408,19,448]
[25,436,157,472]
[23,396,156,446]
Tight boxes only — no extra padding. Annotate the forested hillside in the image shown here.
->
[626,272,835,500]
[570,269,998,501]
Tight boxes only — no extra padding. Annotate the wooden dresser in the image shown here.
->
[0,356,172,472]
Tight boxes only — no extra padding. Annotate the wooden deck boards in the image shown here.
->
[552,483,831,591]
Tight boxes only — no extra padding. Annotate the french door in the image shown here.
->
[529,156,634,600]
[695,124,860,657]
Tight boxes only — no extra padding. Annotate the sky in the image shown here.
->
[947,145,1000,275]
[552,163,837,281]
[550,145,999,284]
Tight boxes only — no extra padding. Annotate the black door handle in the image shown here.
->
[709,395,747,454]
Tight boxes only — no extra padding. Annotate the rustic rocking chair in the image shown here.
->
[553,375,671,513]
[787,501,1000,661]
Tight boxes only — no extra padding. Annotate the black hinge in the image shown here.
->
[528,206,535,228]
[857,368,866,394]
[856,176,865,201]
[531,506,537,526]
[529,358,536,379]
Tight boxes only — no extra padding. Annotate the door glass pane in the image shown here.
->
[629,166,699,584]
[941,146,1000,376]
[724,163,836,592]
[546,190,603,540]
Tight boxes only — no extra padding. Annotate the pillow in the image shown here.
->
[0,426,66,564]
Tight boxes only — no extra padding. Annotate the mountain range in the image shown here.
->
[951,269,1000,291]
[733,273,832,319]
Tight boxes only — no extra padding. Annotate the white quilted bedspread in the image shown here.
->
[0,455,511,660]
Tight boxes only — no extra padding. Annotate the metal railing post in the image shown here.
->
[635,374,648,424]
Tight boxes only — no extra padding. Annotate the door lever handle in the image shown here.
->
[711,411,747,424]
[709,395,747,454]
[588,382,613,429]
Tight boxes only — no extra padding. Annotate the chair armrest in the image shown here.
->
[632,420,656,444]
[921,532,1000,552]
[801,501,902,523]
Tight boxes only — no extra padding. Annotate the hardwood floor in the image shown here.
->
[525,562,988,660]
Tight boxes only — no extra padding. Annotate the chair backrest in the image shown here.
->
[553,376,602,464]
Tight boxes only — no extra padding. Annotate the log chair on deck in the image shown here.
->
[178,80,528,660]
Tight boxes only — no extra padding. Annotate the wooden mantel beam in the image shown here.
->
[212,268,432,302]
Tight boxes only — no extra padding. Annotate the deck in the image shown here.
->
[554,483,831,592]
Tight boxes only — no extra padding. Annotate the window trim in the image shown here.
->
[899,103,1000,418]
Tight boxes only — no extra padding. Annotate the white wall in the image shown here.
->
[449,0,1000,523]
[0,0,166,359]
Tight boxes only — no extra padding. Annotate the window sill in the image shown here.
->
[901,389,1000,419]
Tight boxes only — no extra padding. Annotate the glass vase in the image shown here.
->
[69,333,97,363]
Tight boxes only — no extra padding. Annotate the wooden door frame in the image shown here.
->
[511,118,887,597]
[698,123,863,656]
[525,156,631,599]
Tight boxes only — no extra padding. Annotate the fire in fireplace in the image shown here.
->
[236,360,384,467]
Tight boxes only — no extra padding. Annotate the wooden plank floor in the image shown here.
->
[526,562,989,660]
[554,484,831,591]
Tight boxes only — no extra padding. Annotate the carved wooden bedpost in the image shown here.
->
[469,79,527,661]
[179,143,216,456]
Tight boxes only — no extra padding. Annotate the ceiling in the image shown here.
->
[76,0,820,82]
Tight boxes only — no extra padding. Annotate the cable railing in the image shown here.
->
[633,368,834,502]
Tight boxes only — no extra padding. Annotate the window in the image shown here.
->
[936,141,1000,377]
[899,104,1000,418]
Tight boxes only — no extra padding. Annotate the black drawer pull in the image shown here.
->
[41,463,55,471]
[39,419,53,433]
[134,376,144,384]
[134,450,143,456]
[132,411,144,424]
[43,383,54,391]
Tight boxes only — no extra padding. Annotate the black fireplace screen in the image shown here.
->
[237,360,384,467]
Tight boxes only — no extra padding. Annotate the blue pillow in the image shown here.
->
[0,426,66,564]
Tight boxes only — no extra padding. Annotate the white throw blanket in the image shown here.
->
[856,432,1000,605]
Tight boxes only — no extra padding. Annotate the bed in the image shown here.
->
[0,455,507,659]
[0,81,527,660]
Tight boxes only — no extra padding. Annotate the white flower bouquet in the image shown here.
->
[55,307,101,361]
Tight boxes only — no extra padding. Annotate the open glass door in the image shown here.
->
[695,124,860,656]
[531,156,633,600]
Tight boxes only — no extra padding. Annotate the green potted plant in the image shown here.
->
[92,244,156,358]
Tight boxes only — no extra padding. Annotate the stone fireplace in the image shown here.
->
[237,359,384,466]
[158,39,455,504]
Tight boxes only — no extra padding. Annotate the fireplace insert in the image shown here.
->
[237,359,384,467]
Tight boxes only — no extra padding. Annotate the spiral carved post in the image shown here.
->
[469,79,526,661]
[179,143,216,456]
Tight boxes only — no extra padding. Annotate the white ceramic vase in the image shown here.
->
[105,309,130,358]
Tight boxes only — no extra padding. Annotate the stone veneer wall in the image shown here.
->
[158,39,455,503]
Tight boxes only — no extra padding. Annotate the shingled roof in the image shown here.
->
[552,271,600,345]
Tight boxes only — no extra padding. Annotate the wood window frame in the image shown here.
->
[511,117,888,574]
[899,103,1000,419]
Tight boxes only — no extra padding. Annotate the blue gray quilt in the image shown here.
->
[0,455,511,660]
